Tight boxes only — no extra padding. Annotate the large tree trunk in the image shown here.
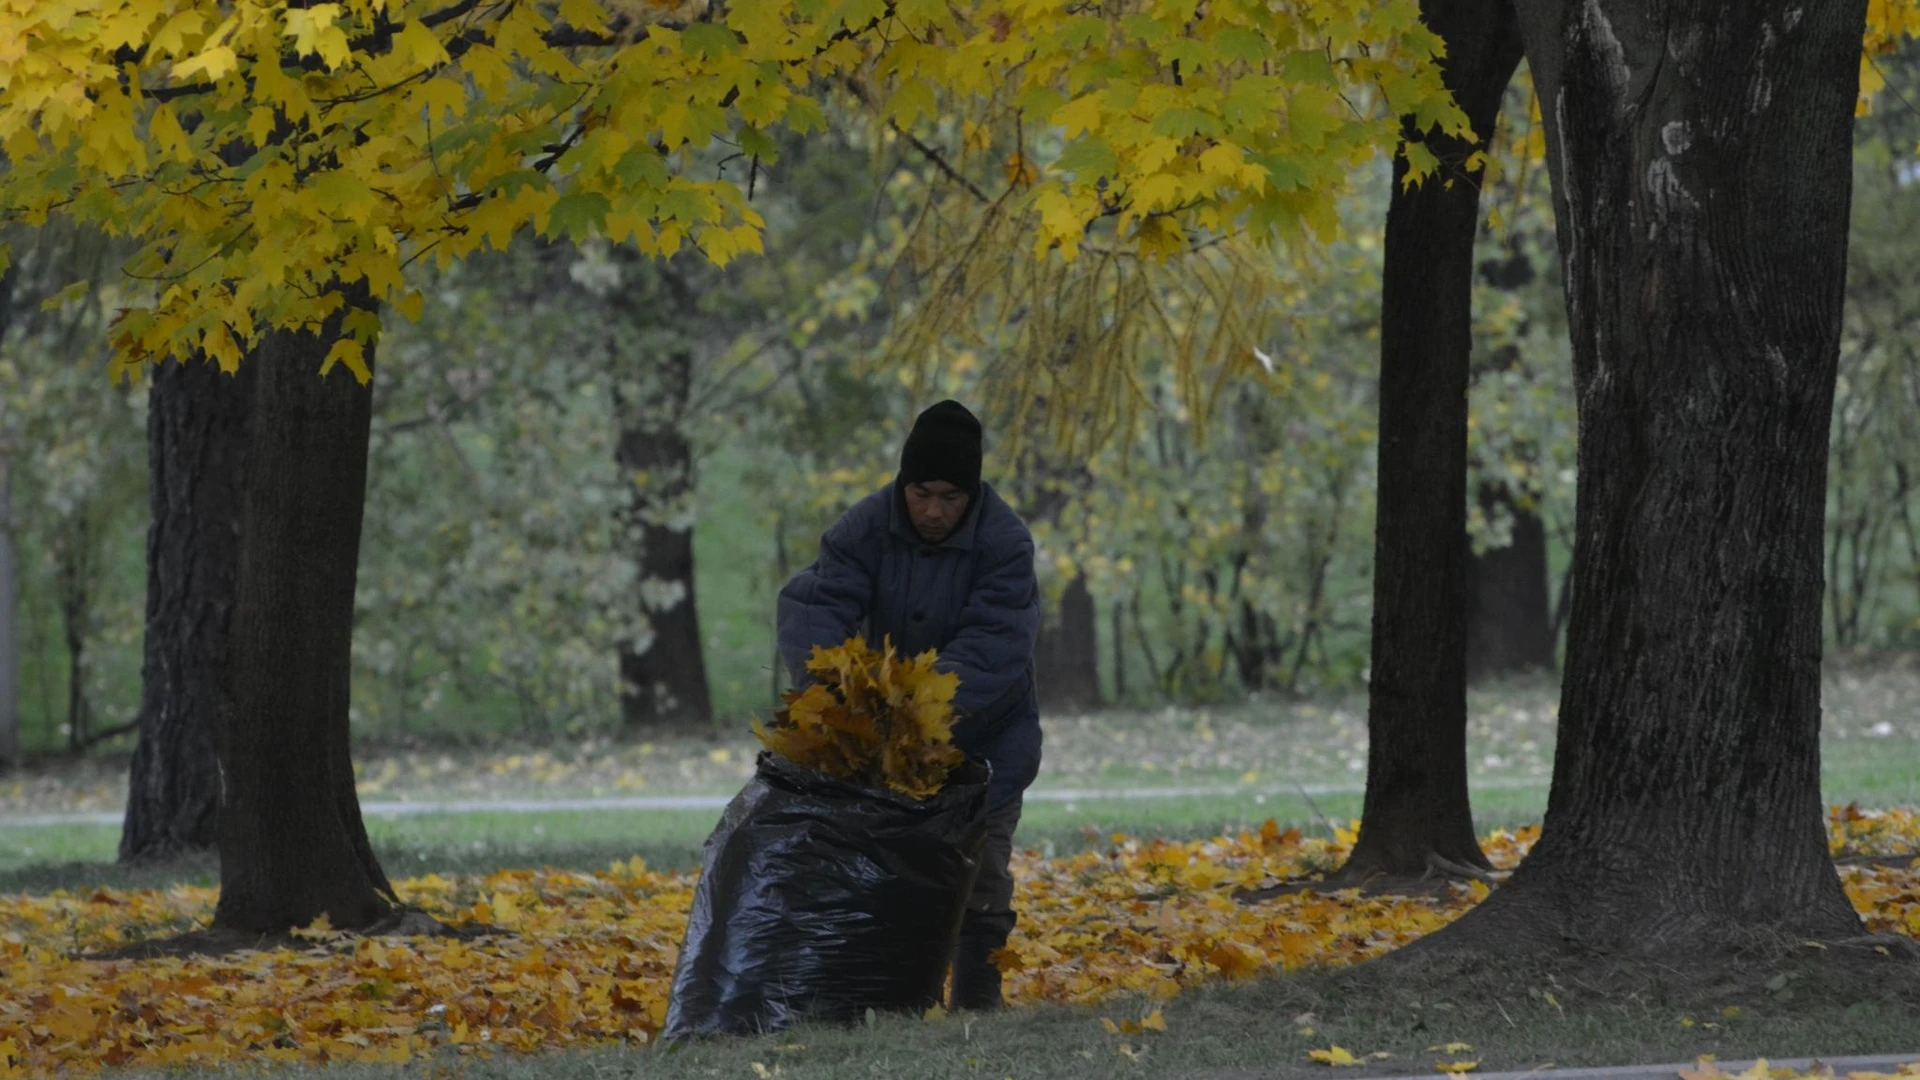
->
[1035,572,1102,713]
[1339,0,1523,881]
[614,346,713,730]
[1437,0,1867,950]
[1465,483,1557,680]
[120,358,251,861]
[213,306,394,933]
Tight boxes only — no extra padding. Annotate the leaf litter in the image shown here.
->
[4,808,1920,1075]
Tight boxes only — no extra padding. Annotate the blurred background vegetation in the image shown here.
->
[2,56,1916,761]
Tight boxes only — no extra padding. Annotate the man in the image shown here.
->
[776,399,1042,1011]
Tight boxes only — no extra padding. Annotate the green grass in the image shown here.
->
[123,946,1920,1080]
[8,665,1920,892]
[0,793,1374,894]
[7,673,1920,1077]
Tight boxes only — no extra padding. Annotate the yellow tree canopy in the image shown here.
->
[0,0,1467,380]
[1864,0,1920,109]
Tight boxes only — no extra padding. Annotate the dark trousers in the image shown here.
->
[949,794,1020,1009]
[965,794,1022,936]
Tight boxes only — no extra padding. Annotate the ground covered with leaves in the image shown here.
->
[4,808,1920,1075]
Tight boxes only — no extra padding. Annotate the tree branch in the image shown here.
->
[840,78,989,203]
[420,0,488,29]
[77,717,140,751]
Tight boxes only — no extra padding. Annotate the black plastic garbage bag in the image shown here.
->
[663,751,991,1039]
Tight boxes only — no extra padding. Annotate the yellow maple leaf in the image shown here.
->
[756,636,963,797]
[1309,1045,1361,1067]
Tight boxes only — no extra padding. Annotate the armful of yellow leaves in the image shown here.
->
[751,636,964,799]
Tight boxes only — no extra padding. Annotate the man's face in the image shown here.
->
[904,481,971,544]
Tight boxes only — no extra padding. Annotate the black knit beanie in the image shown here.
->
[898,400,983,496]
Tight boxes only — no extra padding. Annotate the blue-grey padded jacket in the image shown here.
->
[776,481,1042,808]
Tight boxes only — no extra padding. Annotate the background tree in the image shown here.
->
[608,254,714,731]
[1463,175,1571,680]
[1827,49,1920,654]
[1335,0,1523,883]
[0,226,147,761]
[0,256,17,768]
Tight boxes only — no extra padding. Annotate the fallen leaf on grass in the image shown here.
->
[6,811,1920,1075]
[1435,1061,1479,1074]
[1309,1045,1361,1066]
[1101,1008,1167,1035]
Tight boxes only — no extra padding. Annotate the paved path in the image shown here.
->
[1,778,1546,830]
[1375,1052,1920,1079]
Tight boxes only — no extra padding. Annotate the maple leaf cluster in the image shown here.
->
[751,636,964,799]
[5,811,1920,1074]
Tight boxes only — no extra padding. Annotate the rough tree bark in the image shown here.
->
[614,343,714,730]
[119,358,251,861]
[1035,572,1102,713]
[1338,0,1524,882]
[1435,0,1869,950]
[1465,483,1557,680]
[212,303,396,933]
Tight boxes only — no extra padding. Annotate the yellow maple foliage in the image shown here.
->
[751,636,964,798]
[5,812,1920,1074]
[0,0,1466,379]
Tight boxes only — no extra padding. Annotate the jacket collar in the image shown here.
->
[888,479,989,552]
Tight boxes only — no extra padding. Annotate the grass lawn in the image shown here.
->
[6,666,1919,890]
[289,952,1920,1080]
[3,666,1919,1077]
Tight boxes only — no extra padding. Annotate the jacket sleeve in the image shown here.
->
[775,506,877,686]
[940,528,1041,731]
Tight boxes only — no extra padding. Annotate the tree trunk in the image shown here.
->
[120,359,252,861]
[1465,484,1557,680]
[614,346,713,730]
[1035,571,1102,713]
[1437,0,1868,951]
[1340,0,1523,881]
[213,305,394,933]
[0,266,17,768]
[1230,598,1286,692]
[0,460,18,768]
[56,519,93,754]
